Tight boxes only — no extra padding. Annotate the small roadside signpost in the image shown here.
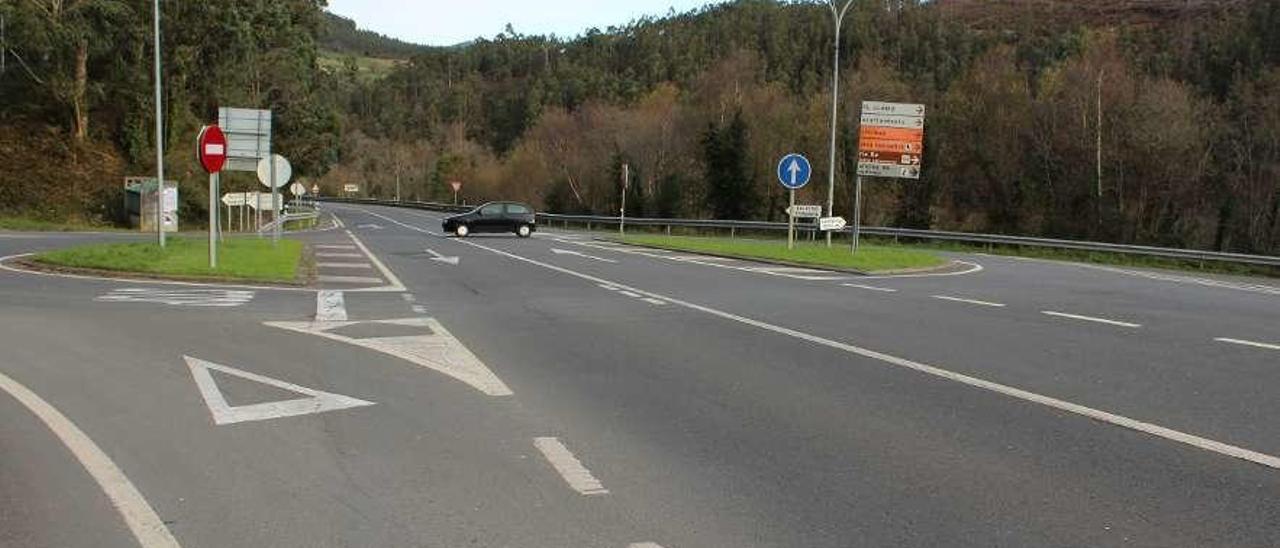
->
[854,101,926,253]
[256,153,292,243]
[450,181,463,205]
[776,153,812,250]
[197,125,227,268]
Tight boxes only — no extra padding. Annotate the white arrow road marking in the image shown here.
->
[184,356,375,426]
[264,317,513,397]
[534,437,609,496]
[0,370,181,548]
[551,248,619,263]
[426,249,460,265]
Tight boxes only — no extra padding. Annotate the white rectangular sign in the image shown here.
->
[857,163,922,179]
[786,205,823,218]
[819,216,847,231]
[217,108,272,172]
[343,184,360,193]
[862,101,925,118]
[860,114,924,130]
[162,187,179,213]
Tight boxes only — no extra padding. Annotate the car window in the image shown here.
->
[506,204,530,215]
[480,204,503,216]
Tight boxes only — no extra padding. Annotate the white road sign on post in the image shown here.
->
[257,154,292,188]
[819,216,847,231]
[217,108,272,172]
[786,205,823,218]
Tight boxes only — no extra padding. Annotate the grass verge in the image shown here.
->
[34,236,304,283]
[0,216,127,232]
[617,234,945,273]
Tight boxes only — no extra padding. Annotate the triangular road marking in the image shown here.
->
[184,356,375,425]
[263,317,513,397]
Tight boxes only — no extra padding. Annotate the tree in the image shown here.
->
[702,109,755,220]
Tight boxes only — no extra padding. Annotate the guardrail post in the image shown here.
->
[666,225,671,237]
[731,226,736,239]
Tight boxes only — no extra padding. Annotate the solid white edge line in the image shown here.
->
[453,237,1280,471]
[628,543,665,548]
[1041,311,1141,328]
[0,370,181,547]
[343,229,406,292]
[533,437,609,495]
[841,283,898,293]
[1215,338,1280,351]
[932,295,1006,308]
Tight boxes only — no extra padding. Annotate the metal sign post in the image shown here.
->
[854,101,926,253]
[620,163,628,236]
[152,0,165,248]
[197,125,227,268]
[776,153,813,250]
[824,0,857,248]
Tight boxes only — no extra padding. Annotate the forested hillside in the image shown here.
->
[2,0,1278,254]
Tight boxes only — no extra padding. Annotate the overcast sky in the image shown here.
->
[326,1,724,46]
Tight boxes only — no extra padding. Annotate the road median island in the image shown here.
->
[615,234,946,274]
[28,236,306,284]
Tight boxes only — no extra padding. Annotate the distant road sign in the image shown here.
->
[289,182,306,196]
[857,101,925,180]
[776,154,812,190]
[217,108,272,172]
[819,216,847,231]
[221,193,247,207]
[311,184,319,195]
[786,204,823,218]
[197,125,227,174]
[343,184,359,193]
[256,154,292,188]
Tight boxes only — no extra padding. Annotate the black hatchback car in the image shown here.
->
[442,202,537,238]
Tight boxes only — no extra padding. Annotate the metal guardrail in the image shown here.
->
[321,198,1280,268]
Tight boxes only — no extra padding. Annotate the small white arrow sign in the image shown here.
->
[184,356,375,426]
[819,216,848,231]
[551,248,619,263]
[426,249,460,265]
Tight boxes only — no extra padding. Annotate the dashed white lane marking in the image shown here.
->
[932,295,1006,308]
[842,283,898,293]
[0,370,181,548]
[455,237,1280,470]
[401,294,416,302]
[641,297,668,306]
[317,262,374,269]
[316,252,363,259]
[1215,338,1280,351]
[628,543,664,548]
[1041,311,1141,329]
[619,290,643,298]
[599,284,621,291]
[315,244,357,250]
[412,305,428,314]
[318,275,385,284]
[533,437,609,496]
[315,290,348,322]
[96,288,255,307]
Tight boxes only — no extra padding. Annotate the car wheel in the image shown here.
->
[516,224,532,238]
[455,224,470,238]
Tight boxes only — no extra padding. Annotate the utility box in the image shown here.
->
[124,177,179,232]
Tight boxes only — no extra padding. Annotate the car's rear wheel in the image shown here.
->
[455,224,470,237]
[516,224,532,238]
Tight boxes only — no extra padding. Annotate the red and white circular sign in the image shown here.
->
[197,125,227,174]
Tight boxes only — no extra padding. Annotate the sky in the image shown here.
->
[326,0,725,46]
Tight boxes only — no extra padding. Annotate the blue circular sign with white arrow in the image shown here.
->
[777,153,812,190]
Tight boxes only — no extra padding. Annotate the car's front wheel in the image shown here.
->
[455,224,470,237]
[516,224,532,238]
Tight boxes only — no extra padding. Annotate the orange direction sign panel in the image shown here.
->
[857,101,925,180]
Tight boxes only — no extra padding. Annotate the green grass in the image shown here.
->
[35,237,304,283]
[0,216,127,232]
[618,234,945,273]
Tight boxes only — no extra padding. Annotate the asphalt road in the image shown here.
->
[2,204,1279,547]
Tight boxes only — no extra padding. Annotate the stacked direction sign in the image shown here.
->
[857,101,925,179]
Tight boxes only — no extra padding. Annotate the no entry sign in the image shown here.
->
[197,125,228,174]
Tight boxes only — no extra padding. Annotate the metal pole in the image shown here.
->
[152,0,166,248]
[620,163,628,236]
[271,148,279,244]
[851,175,863,253]
[788,189,796,250]
[208,172,217,268]
[825,0,854,248]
